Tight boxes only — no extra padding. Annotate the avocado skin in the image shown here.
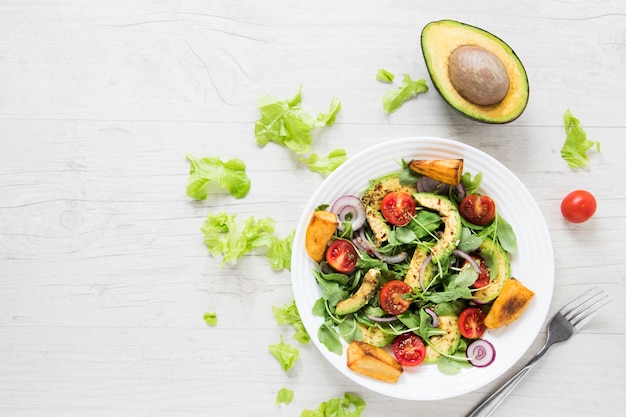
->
[421,19,529,124]
[335,268,381,315]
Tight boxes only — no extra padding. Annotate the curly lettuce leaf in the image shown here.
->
[299,148,347,176]
[202,312,217,326]
[272,299,310,344]
[376,68,395,83]
[301,393,366,417]
[200,212,276,268]
[255,85,341,155]
[276,387,294,405]
[560,109,601,169]
[268,335,299,372]
[382,74,428,113]
[267,230,295,271]
[185,154,251,200]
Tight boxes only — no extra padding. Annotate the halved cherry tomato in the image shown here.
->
[381,192,416,226]
[459,194,496,226]
[463,256,490,289]
[561,190,597,223]
[325,240,358,274]
[379,280,412,315]
[392,333,426,367]
[458,307,486,339]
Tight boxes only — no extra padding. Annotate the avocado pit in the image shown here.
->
[448,45,510,106]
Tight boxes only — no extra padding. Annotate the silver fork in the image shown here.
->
[466,287,610,417]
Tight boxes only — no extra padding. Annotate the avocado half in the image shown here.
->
[421,20,529,124]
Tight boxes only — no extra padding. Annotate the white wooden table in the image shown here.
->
[1,1,624,416]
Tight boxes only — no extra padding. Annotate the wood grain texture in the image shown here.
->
[1,1,625,416]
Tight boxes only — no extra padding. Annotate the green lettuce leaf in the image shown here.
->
[299,148,347,176]
[268,335,299,372]
[560,109,601,169]
[376,68,395,83]
[276,387,294,405]
[382,74,428,113]
[202,312,217,326]
[300,393,366,417]
[267,230,295,271]
[272,300,310,344]
[185,154,251,200]
[200,212,276,268]
[255,85,341,155]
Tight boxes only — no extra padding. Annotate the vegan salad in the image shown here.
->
[309,159,518,376]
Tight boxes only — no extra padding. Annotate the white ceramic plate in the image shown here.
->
[291,137,554,401]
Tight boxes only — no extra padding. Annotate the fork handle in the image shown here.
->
[465,364,535,417]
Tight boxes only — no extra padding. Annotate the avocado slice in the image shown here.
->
[413,193,462,264]
[472,236,511,303]
[335,268,381,315]
[421,20,529,124]
[357,323,396,348]
[404,245,434,291]
[424,315,461,363]
[361,174,417,247]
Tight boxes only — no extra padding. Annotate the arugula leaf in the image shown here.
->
[376,68,395,83]
[276,387,294,405]
[382,74,428,113]
[268,335,299,372]
[300,148,347,176]
[185,154,251,200]
[301,392,366,417]
[200,212,275,268]
[202,311,217,326]
[318,322,343,355]
[561,109,600,169]
[255,85,341,155]
[461,171,482,196]
[494,214,517,254]
[272,300,310,344]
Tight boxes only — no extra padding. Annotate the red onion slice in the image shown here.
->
[467,339,496,367]
[453,249,481,273]
[330,195,366,231]
[424,307,439,328]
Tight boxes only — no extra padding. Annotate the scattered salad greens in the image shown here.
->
[300,393,365,417]
[382,74,429,113]
[376,68,395,83]
[273,300,310,344]
[299,148,348,177]
[561,109,601,169]
[276,387,295,405]
[200,211,293,270]
[185,154,251,200]
[202,311,217,326]
[269,335,300,372]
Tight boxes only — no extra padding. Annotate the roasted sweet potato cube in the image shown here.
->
[484,278,535,329]
[305,210,338,262]
[346,341,403,383]
[408,158,464,185]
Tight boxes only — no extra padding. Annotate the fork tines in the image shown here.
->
[560,287,610,331]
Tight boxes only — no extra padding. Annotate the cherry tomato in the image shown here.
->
[381,192,416,226]
[463,256,490,289]
[379,280,413,315]
[561,190,597,223]
[458,307,486,339]
[459,194,496,226]
[325,240,358,274]
[392,333,426,367]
